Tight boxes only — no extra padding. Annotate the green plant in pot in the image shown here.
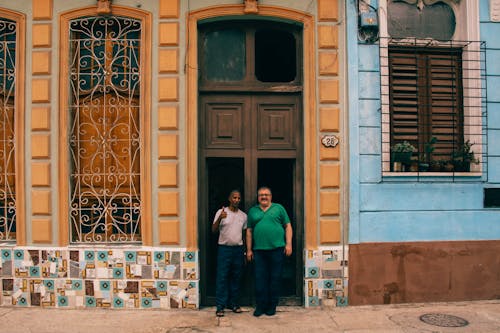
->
[391,141,416,171]
[451,140,479,172]
[420,137,437,172]
[442,159,454,172]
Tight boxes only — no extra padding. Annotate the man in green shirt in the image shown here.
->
[246,186,292,317]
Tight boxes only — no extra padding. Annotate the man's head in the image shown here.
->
[228,190,242,210]
[257,186,272,208]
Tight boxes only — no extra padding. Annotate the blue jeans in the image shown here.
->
[254,247,284,311]
[215,245,245,310]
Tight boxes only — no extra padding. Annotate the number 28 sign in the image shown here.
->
[321,135,339,148]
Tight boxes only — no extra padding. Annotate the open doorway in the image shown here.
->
[200,157,302,306]
[198,19,304,307]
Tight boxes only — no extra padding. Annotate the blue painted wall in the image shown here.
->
[347,0,500,244]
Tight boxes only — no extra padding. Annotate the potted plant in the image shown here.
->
[420,137,437,172]
[391,141,417,171]
[451,140,479,172]
[442,159,454,172]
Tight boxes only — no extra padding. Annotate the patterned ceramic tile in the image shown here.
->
[156,280,168,292]
[72,279,84,291]
[336,296,348,306]
[184,252,196,262]
[303,247,349,308]
[113,296,125,308]
[141,297,153,308]
[322,279,334,289]
[43,279,55,291]
[100,280,111,291]
[13,250,24,261]
[1,249,12,261]
[29,266,40,278]
[17,293,29,306]
[113,267,124,279]
[0,246,255,310]
[124,251,137,262]
[308,295,320,307]
[96,251,108,262]
[57,295,69,307]
[85,296,96,307]
[154,251,165,262]
[306,266,320,278]
[84,251,95,262]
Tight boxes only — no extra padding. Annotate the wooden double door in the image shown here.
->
[198,93,303,306]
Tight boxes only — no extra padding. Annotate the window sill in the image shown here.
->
[383,171,482,177]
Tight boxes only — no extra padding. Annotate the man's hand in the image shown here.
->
[220,207,227,219]
[246,249,254,262]
[246,228,253,262]
[284,223,293,256]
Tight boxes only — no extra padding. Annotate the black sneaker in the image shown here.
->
[265,307,276,316]
[253,307,265,317]
[215,307,224,317]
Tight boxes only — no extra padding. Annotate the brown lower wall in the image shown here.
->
[348,240,500,305]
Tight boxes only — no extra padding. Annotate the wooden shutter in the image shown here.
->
[389,47,463,162]
[389,50,419,149]
[427,51,463,160]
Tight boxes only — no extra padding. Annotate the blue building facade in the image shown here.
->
[347,0,500,304]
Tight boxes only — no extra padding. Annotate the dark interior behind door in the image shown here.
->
[201,158,254,306]
[258,158,299,302]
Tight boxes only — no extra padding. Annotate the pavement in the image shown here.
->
[0,300,499,333]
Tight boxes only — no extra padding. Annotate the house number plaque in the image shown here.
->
[321,135,339,148]
[492,0,500,21]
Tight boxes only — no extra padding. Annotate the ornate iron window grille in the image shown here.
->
[0,18,16,242]
[379,37,487,181]
[69,16,142,243]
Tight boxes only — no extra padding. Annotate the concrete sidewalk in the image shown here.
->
[0,300,499,333]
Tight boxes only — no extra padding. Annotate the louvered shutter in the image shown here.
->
[389,47,463,163]
[389,50,419,150]
[427,51,463,160]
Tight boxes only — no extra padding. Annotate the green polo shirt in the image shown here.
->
[247,203,290,250]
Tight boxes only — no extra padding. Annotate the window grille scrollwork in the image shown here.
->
[0,18,16,242]
[69,16,142,243]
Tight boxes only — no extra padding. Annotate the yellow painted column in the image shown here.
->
[158,0,181,246]
[31,0,53,244]
[317,0,342,246]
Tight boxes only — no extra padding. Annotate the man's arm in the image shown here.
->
[246,228,253,261]
[211,208,224,234]
[284,223,292,256]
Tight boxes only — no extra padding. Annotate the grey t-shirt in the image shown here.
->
[213,208,247,245]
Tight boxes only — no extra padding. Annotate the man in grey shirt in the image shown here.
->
[212,190,247,317]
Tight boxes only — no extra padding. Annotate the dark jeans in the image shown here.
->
[215,245,245,310]
[253,247,285,311]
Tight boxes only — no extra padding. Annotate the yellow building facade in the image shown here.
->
[0,0,346,309]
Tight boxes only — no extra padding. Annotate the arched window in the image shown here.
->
[68,15,142,243]
[0,17,17,241]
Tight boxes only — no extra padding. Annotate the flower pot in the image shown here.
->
[418,163,429,172]
[392,152,413,165]
[429,162,441,172]
[443,162,454,172]
[453,161,470,172]
[393,162,402,172]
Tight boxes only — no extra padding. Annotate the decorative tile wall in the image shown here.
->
[0,248,199,309]
[304,246,348,307]
[1,246,348,309]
